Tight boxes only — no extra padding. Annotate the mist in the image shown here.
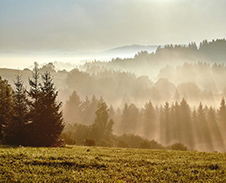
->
[1,1,226,153]
[1,39,226,152]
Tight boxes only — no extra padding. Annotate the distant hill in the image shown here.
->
[103,44,158,58]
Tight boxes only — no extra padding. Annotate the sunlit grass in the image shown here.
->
[0,146,226,182]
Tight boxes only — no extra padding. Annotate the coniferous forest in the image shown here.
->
[2,42,226,152]
[0,64,64,147]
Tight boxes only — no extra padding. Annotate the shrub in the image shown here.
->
[60,133,76,145]
[84,139,96,146]
[150,140,164,149]
[170,142,188,151]
[117,140,130,148]
[139,140,151,149]
[97,139,112,147]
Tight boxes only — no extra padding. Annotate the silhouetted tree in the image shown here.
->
[207,107,225,152]
[218,98,226,131]
[4,75,29,145]
[142,100,156,139]
[27,63,41,145]
[39,63,56,73]
[28,68,64,146]
[179,98,194,149]
[0,76,13,143]
[35,72,64,146]
[169,102,180,143]
[197,103,213,151]
[90,101,114,142]
[121,103,139,134]
[64,90,82,124]
[162,102,170,145]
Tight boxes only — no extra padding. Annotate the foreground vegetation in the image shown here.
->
[0,146,226,182]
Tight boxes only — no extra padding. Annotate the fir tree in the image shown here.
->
[218,98,226,131]
[27,63,41,146]
[27,67,64,146]
[64,90,82,124]
[0,76,13,143]
[179,98,194,149]
[143,100,156,139]
[90,101,113,141]
[34,72,64,146]
[4,74,29,145]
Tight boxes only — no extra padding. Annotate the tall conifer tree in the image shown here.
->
[4,74,29,145]
[0,76,13,143]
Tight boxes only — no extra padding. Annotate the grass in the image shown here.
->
[0,145,226,182]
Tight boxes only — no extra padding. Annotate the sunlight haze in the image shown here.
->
[1,0,226,68]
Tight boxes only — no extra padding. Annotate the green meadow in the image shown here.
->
[0,146,226,182]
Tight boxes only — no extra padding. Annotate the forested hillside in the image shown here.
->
[1,39,226,152]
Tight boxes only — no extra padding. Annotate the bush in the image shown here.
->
[60,133,76,145]
[150,140,164,149]
[118,134,145,148]
[84,139,96,146]
[117,140,130,148]
[97,139,112,147]
[139,140,151,149]
[169,142,188,151]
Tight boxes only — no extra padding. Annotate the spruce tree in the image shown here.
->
[207,107,225,152]
[179,98,194,149]
[27,63,41,146]
[4,74,29,145]
[64,90,82,124]
[0,76,13,143]
[197,103,213,151]
[35,72,64,146]
[218,98,226,131]
[121,103,139,134]
[162,102,170,145]
[143,100,156,139]
[90,101,114,142]
[28,65,64,146]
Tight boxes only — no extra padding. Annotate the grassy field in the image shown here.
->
[0,146,226,182]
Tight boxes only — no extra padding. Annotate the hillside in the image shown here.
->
[83,39,226,77]
[103,44,158,58]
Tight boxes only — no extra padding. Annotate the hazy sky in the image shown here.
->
[0,0,226,68]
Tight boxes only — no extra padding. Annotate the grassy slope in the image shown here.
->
[0,146,226,182]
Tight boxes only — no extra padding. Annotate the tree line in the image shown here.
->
[0,64,64,146]
[63,91,226,152]
[82,39,226,78]
[2,61,226,108]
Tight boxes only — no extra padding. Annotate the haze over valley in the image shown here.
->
[1,0,226,153]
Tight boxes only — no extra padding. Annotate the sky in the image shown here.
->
[0,0,226,68]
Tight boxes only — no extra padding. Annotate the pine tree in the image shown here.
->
[170,102,180,143]
[82,95,99,125]
[207,107,225,152]
[34,72,64,146]
[28,63,40,106]
[90,101,114,141]
[4,74,29,145]
[64,90,82,124]
[179,98,194,149]
[121,103,139,134]
[27,67,64,146]
[0,76,13,143]
[162,102,170,145]
[197,103,213,151]
[80,96,92,125]
[218,98,226,131]
[143,100,156,139]
[27,63,41,146]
